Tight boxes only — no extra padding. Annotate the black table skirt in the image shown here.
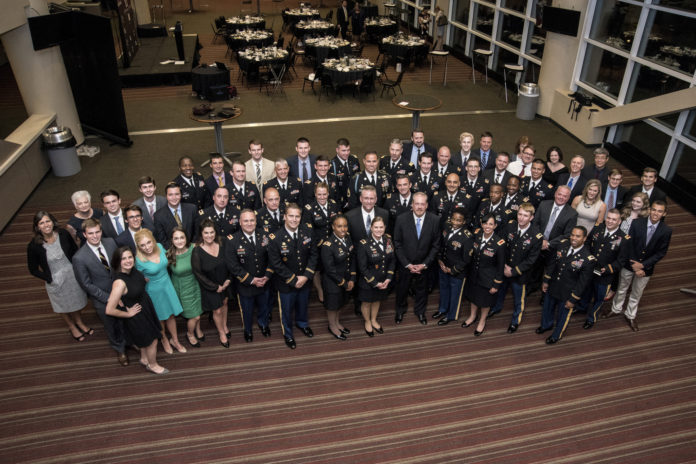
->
[366,22,398,38]
[226,20,266,33]
[294,25,338,40]
[305,44,352,61]
[228,36,274,51]
[384,42,429,64]
[192,66,230,98]
[322,67,376,87]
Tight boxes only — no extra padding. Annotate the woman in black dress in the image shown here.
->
[192,219,232,348]
[105,246,167,374]
[542,146,568,186]
[356,216,394,337]
[462,214,505,336]
[321,215,356,340]
[65,190,103,247]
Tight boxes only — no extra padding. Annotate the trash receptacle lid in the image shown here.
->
[43,126,73,145]
[519,83,539,96]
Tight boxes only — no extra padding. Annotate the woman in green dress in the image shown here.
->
[167,227,204,347]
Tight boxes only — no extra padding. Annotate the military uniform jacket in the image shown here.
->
[521,177,554,208]
[439,227,474,279]
[501,192,528,212]
[470,232,506,289]
[434,161,461,178]
[379,155,415,190]
[382,193,411,233]
[331,155,361,208]
[460,176,490,209]
[410,171,442,200]
[587,224,630,285]
[430,190,474,228]
[256,206,285,235]
[200,205,241,237]
[302,173,341,205]
[500,221,543,284]
[474,199,512,231]
[267,225,318,292]
[544,241,596,304]
[263,177,304,208]
[302,199,341,243]
[173,173,211,211]
[348,170,391,209]
[228,181,261,211]
[357,235,395,289]
[320,234,356,293]
[226,230,273,296]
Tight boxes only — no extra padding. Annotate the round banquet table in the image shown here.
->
[392,94,442,130]
[191,66,230,100]
[305,43,352,61]
[284,10,320,28]
[190,107,242,164]
[383,41,429,65]
[294,23,337,40]
[225,17,265,33]
[365,20,398,40]
[227,34,274,51]
[322,65,376,87]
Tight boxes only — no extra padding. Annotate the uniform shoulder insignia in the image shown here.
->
[588,255,596,260]
[227,234,233,240]
[463,229,472,237]
[523,196,530,202]
[386,193,392,199]
[359,239,367,244]
[508,219,515,223]
[466,194,471,198]
[547,184,553,188]
[560,239,568,243]
[306,223,312,228]
[304,204,312,210]
[304,179,312,184]
[407,162,415,167]
[497,239,506,245]
[195,171,203,176]
[199,210,204,215]
[483,178,490,184]
[269,233,276,239]
[323,241,332,246]
[625,235,631,239]
[505,209,513,214]
[536,233,543,239]
[474,228,481,234]
[254,210,259,216]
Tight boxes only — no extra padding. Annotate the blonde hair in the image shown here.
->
[459,132,474,144]
[581,179,603,205]
[134,228,158,261]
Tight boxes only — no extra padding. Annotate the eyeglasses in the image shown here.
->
[127,215,142,220]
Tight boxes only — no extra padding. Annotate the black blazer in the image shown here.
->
[321,234,356,293]
[471,148,497,170]
[533,200,578,245]
[27,229,78,283]
[403,141,437,166]
[582,165,610,184]
[357,235,395,290]
[439,227,474,279]
[623,185,667,206]
[204,172,235,198]
[482,168,512,187]
[154,203,199,248]
[544,242,596,303]
[393,211,441,268]
[469,232,506,289]
[286,154,317,181]
[345,206,390,243]
[587,224,630,285]
[267,225,318,292]
[624,217,672,276]
[499,222,543,284]
[100,212,125,240]
[173,172,211,211]
[600,183,627,211]
[264,176,304,208]
[226,229,272,296]
[556,172,588,200]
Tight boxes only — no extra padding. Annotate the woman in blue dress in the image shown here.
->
[134,229,186,354]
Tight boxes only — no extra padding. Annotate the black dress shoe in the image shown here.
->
[285,337,296,349]
[487,311,498,319]
[339,327,351,335]
[418,314,427,325]
[187,336,201,348]
[297,326,314,338]
[437,317,450,326]
[220,339,230,348]
[432,311,444,319]
[535,326,551,334]
[196,333,206,342]
[225,331,231,339]
[260,326,271,337]
[373,325,384,334]
[474,327,485,336]
[395,313,403,324]
[583,321,594,330]
[625,316,639,332]
[507,324,518,333]
[244,331,253,342]
[365,328,375,337]
[328,327,347,340]
[461,320,474,328]
[545,336,558,344]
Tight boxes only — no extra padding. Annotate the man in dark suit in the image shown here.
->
[534,186,579,251]
[115,205,152,251]
[582,147,611,184]
[132,176,167,231]
[154,183,199,248]
[470,131,497,171]
[99,189,125,240]
[483,152,512,186]
[345,185,389,243]
[173,156,210,211]
[337,0,350,39]
[204,153,235,198]
[556,155,588,200]
[623,167,667,206]
[286,137,317,182]
[393,192,441,325]
[606,200,671,331]
[72,219,127,366]
[451,131,474,169]
[601,168,627,213]
[403,129,437,167]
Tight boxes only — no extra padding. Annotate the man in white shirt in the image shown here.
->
[245,139,275,193]
[100,189,125,239]
[453,131,474,168]
[507,144,535,178]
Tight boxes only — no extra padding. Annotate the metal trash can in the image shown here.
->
[516,83,540,120]
[42,126,81,177]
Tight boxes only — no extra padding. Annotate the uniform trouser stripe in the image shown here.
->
[237,295,245,329]
[454,278,466,320]
[591,285,611,323]
[516,284,526,325]
[277,293,285,336]
[558,306,574,339]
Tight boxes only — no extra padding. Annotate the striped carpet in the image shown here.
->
[1,196,695,463]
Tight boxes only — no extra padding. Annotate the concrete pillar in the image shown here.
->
[133,0,152,25]
[0,0,84,144]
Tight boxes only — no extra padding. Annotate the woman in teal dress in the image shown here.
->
[167,227,204,348]
[134,229,186,354]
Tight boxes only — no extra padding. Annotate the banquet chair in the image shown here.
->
[380,70,404,97]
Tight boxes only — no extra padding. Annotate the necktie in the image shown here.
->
[568,177,575,188]
[114,216,123,234]
[440,167,445,176]
[377,240,384,251]
[365,214,372,234]
[416,217,422,239]
[97,246,110,271]
[567,247,574,257]
[321,206,327,216]
[544,206,559,239]
[608,190,615,209]
[402,199,407,207]
[280,183,286,191]
[174,209,183,226]
[148,203,155,220]
[273,211,279,222]
[531,181,537,191]
[646,224,656,245]
[256,163,262,187]
[217,211,224,221]
[518,165,525,176]
[249,234,255,246]
[302,161,309,182]
[481,152,487,169]
[369,175,374,186]
[495,173,501,184]
[217,175,223,187]
[391,161,396,170]
[293,232,298,244]
[423,175,428,185]
[449,195,454,202]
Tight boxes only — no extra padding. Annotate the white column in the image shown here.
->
[133,0,152,25]
[0,0,84,144]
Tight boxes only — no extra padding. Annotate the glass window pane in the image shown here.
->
[453,0,471,25]
[673,142,696,186]
[639,10,696,76]
[589,0,641,52]
[651,0,696,14]
[501,0,527,14]
[500,13,525,49]
[451,26,469,54]
[656,112,681,129]
[526,21,546,58]
[628,63,690,103]
[580,44,628,97]
[616,121,672,165]
[495,47,521,75]
[684,110,696,143]
[474,3,495,36]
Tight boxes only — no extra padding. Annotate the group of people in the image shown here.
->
[27,131,673,373]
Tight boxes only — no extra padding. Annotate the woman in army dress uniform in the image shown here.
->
[321,215,356,340]
[462,213,506,336]
[356,216,395,337]
[302,182,340,304]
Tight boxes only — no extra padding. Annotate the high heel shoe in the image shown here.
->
[372,325,384,334]
[70,330,86,342]
[187,335,201,348]
[462,320,475,328]
[225,330,231,339]
[146,364,169,375]
[339,327,351,335]
[365,328,374,337]
[220,339,230,348]
[328,326,347,340]
[81,327,95,336]
[474,327,485,336]
[161,339,174,354]
[196,332,206,342]
[170,339,187,353]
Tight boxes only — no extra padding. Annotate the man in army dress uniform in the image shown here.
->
[330,138,361,210]
[173,156,210,211]
[379,138,416,189]
[264,160,304,208]
[227,161,261,211]
[256,187,285,235]
[199,187,241,237]
[348,151,391,209]
[521,159,554,208]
